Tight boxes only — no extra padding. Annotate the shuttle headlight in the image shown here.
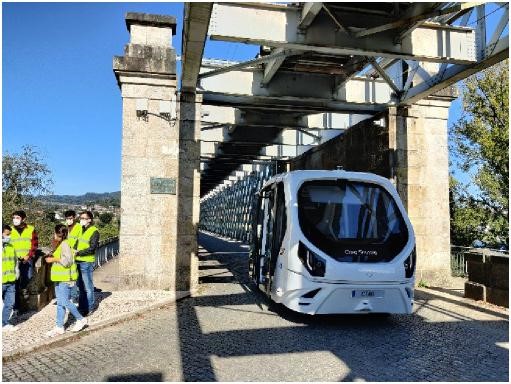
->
[404,247,416,278]
[298,242,326,277]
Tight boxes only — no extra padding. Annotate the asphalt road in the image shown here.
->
[2,231,509,382]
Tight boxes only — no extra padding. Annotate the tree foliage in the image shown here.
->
[3,145,53,207]
[2,145,55,246]
[99,212,114,225]
[450,60,509,246]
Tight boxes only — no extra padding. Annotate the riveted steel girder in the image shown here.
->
[209,2,477,64]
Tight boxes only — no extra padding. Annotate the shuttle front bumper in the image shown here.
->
[275,272,414,315]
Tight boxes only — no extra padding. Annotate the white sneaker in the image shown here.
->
[2,324,16,332]
[70,318,88,332]
[46,326,65,338]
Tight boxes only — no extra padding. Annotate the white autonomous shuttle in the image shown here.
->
[249,170,416,315]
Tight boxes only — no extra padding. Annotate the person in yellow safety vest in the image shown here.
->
[10,210,38,312]
[2,225,17,331]
[44,224,87,337]
[74,211,99,316]
[64,210,81,249]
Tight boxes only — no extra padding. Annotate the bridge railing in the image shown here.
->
[200,163,278,243]
[451,246,509,277]
[93,236,119,270]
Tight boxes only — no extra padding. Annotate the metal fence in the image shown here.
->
[451,246,509,277]
[199,163,279,243]
[93,237,119,270]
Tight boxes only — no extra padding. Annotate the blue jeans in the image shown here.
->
[55,282,83,328]
[76,262,94,313]
[2,283,16,326]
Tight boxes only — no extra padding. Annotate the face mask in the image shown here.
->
[80,219,89,226]
[66,218,74,226]
[12,218,21,226]
[2,237,10,244]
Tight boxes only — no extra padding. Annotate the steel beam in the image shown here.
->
[209,2,477,64]
[354,2,481,38]
[401,37,509,105]
[199,68,393,108]
[181,3,213,92]
[201,92,387,114]
[367,57,400,94]
[261,48,290,86]
[299,2,323,29]
[198,49,292,80]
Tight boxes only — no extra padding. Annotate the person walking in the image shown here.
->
[75,211,99,316]
[64,210,81,249]
[2,225,17,331]
[45,224,87,337]
[10,210,37,311]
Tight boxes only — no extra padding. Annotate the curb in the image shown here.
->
[2,290,194,362]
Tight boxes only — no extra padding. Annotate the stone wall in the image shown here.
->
[290,113,392,176]
[464,251,509,307]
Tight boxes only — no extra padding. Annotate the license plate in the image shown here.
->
[352,290,384,298]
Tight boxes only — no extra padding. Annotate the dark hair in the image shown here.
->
[80,211,94,221]
[54,224,68,240]
[2,224,12,232]
[12,210,27,219]
[64,210,76,218]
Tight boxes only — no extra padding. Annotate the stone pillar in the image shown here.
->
[175,92,201,291]
[390,96,454,285]
[113,13,196,292]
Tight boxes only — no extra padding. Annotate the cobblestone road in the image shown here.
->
[2,232,509,382]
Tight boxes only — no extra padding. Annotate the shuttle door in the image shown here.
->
[260,189,275,292]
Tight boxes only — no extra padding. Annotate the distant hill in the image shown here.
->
[39,191,121,207]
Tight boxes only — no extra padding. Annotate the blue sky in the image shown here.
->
[2,1,257,195]
[2,2,505,195]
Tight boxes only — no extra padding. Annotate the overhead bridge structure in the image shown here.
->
[113,2,509,293]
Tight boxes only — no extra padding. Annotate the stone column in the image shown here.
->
[175,92,201,292]
[390,96,455,285]
[113,13,194,293]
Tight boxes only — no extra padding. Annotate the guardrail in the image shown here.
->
[93,236,119,270]
[451,246,509,277]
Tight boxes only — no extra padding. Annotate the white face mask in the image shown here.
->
[2,236,10,244]
[66,218,74,226]
[12,218,21,226]
[80,219,89,226]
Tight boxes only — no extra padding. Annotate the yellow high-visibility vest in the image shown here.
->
[67,222,81,249]
[76,226,98,263]
[2,243,17,284]
[50,240,78,282]
[10,225,34,259]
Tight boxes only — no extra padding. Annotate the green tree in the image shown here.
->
[450,60,509,246]
[2,145,55,247]
[99,212,114,225]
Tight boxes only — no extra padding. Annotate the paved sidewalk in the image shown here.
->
[2,258,189,358]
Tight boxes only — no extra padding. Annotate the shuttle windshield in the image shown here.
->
[298,180,409,262]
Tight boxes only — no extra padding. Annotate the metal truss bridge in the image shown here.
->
[179,2,509,240]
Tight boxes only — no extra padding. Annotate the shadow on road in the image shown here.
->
[175,231,509,382]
